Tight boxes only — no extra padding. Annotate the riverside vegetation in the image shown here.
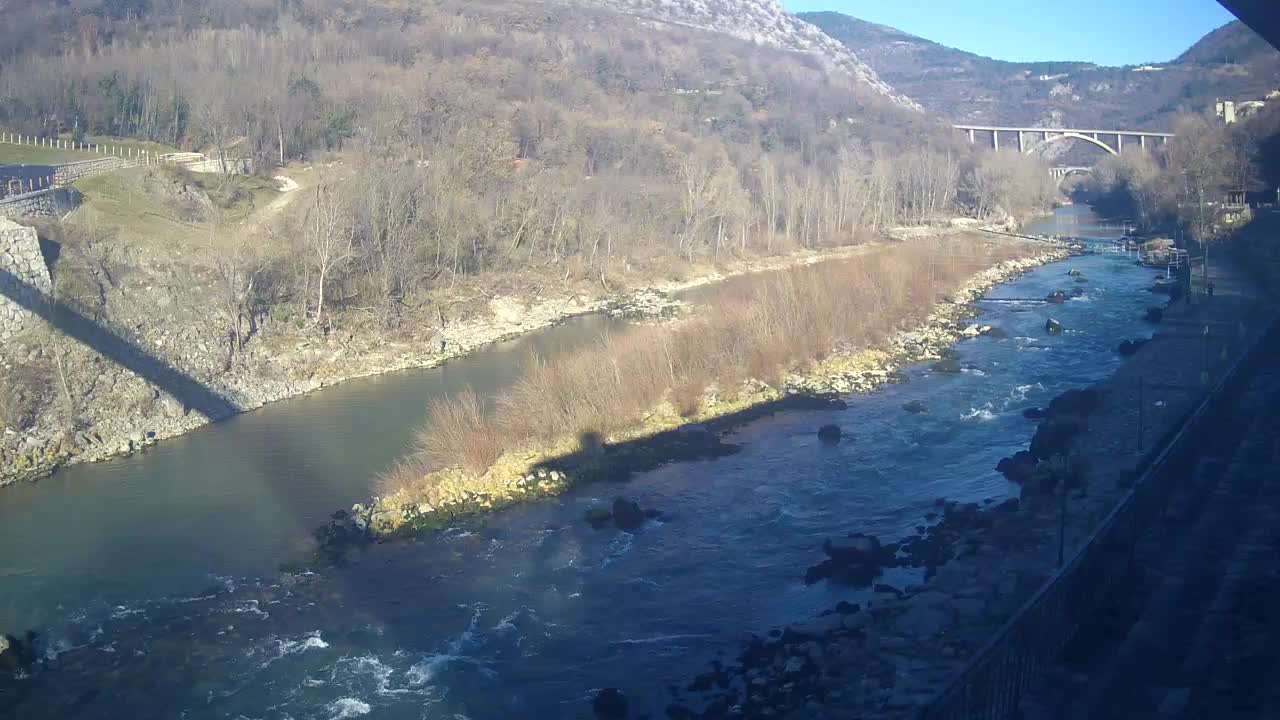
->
[0,0,1064,486]
[332,235,1064,542]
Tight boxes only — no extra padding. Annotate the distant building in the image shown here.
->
[1216,100,1237,124]
[1132,65,1164,72]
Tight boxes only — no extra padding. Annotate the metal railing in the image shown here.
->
[917,311,1278,719]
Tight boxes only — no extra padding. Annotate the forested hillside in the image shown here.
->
[0,0,1052,328]
[804,12,1280,131]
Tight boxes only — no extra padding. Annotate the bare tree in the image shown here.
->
[304,182,356,327]
[1164,114,1230,284]
[210,223,271,363]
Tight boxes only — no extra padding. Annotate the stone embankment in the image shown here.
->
[322,246,1067,549]
[657,257,1268,720]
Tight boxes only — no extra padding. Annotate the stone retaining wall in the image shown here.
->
[0,187,81,221]
[53,157,130,184]
[0,217,52,341]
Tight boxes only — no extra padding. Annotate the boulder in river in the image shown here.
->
[1070,287,1086,297]
[1067,268,1082,276]
[902,400,928,414]
[996,450,1038,484]
[1118,338,1150,357]
[823,533,882,562]
[0,632,36,675]
[931,357,962,374]
[805,533,896,587]
[1045,318,1063,335]
[611,498,646,531]
[817,424,842,444]
[1030,415,1088,461]
[1022,407,1049,420]
[593,688,628,719]
[1046,291,1068,304]
[1075,276,1089,284]
[584,506,614,528]
[982,325,1009,338]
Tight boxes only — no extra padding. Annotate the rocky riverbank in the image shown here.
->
[0,239,925,489]
[320,244,1069,550]
[655,257,1270,720]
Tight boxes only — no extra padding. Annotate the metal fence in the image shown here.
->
[917,311,1279,720]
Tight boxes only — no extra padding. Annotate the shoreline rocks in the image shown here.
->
[317,246,1070,552]
[817,425,843,445]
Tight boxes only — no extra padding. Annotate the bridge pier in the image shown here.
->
[1017,131,1024,153]
[993,130,999,151]
[968,128,975,144]
[1117,134,1123,155]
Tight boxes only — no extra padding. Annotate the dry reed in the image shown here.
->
[386,237,1036,492]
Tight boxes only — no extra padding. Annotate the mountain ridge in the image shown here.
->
[802,12,1280,131]
[557,0,922,110]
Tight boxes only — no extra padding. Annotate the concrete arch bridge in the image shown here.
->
[954,125,1174,156]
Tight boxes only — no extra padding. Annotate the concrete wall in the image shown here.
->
[0,217,52,341]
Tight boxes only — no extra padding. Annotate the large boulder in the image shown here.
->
[817,425,843,444]
[996,450,1037,484]
[1045,318,1063,335]
[1047,388,1103,417]
[0,632,36,675]
[931,357,962,374]
[806,533,895,587]
[823,533,882,563]
[611,498,646,531]
[593,688,628,719]
[902,400,928,414]
[1029,415,1088,461]
[584,506,614,528]
[1046,291,1068,304]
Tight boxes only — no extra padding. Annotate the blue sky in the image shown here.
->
[785,1,1238,66]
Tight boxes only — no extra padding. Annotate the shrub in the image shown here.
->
[0,362,51,431]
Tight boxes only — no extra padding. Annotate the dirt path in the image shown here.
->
[237,173,302,239]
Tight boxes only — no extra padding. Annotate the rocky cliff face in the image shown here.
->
[562,0,921,110]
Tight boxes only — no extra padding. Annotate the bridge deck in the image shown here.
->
[953,124,1174,137]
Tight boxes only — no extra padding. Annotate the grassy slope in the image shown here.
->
[0,143,100,165]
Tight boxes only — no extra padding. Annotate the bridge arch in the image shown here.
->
[1052,167,1094,191]
[1026,132,1118,156]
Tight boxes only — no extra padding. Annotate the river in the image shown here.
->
[1,208,1152,719]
